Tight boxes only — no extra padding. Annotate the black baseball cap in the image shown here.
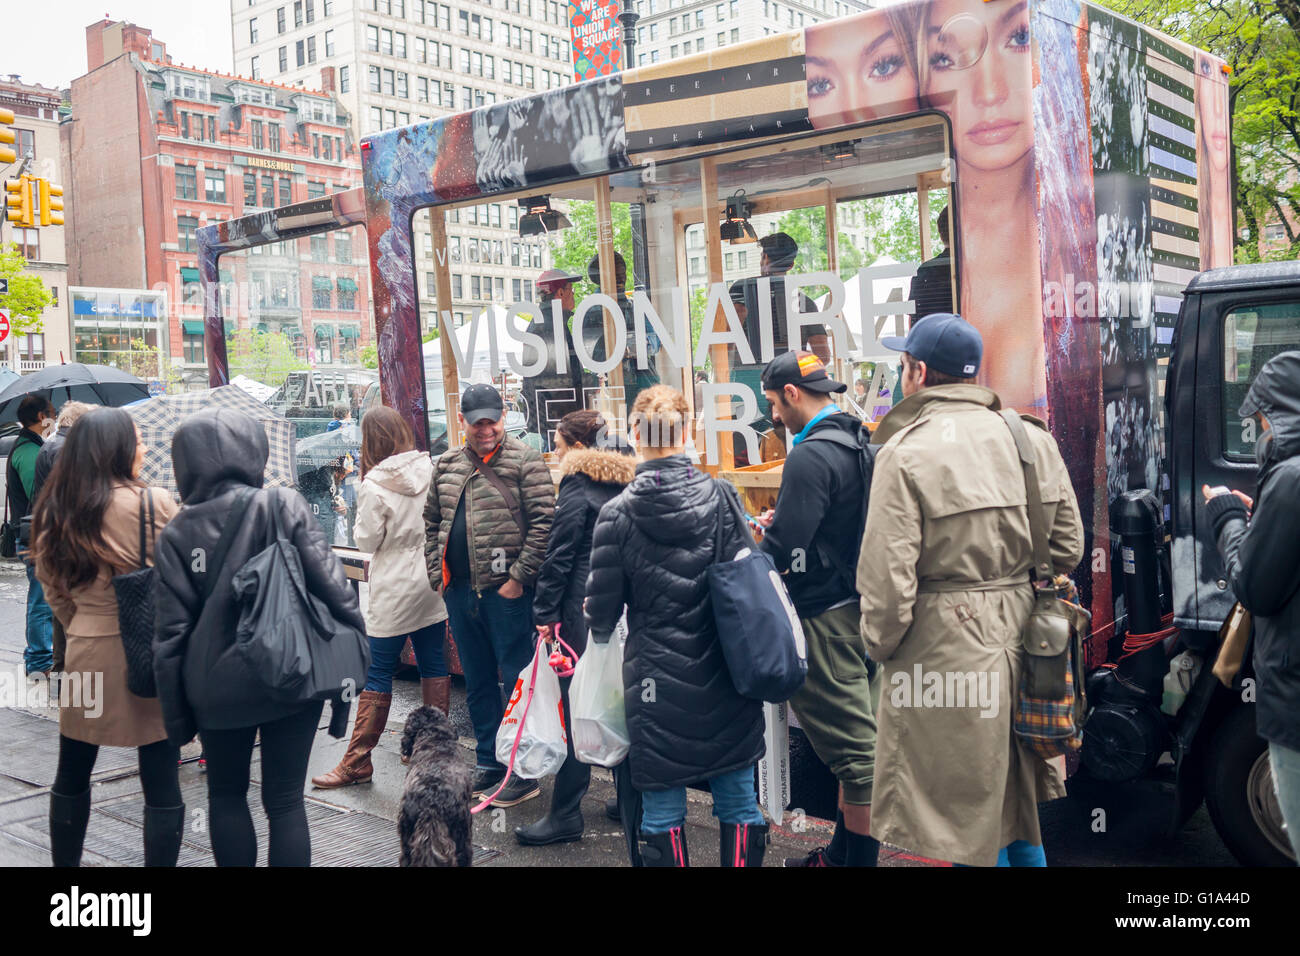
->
[761,350,847,394]
[881,312,982,378]
[461,384,504,424]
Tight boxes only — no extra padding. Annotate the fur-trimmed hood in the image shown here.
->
[560,447,637,486]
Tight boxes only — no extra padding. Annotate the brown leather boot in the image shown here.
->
[421,676,451,715]
[312,690,391,788]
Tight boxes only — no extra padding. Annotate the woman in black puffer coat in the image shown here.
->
[585,386,766,867]
[516,410,635,848]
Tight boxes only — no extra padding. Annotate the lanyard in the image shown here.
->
[791,403,838,446]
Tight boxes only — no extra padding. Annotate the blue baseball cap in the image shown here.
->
[881,313,982,378]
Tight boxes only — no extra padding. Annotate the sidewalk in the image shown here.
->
[0,559,839,867]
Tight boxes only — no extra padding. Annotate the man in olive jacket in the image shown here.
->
[857,315,1085,868]
[425,384,555,807]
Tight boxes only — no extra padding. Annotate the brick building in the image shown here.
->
[64,19,370,389]
[0,74,72,371]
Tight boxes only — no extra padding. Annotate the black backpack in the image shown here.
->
[800,425,877,595]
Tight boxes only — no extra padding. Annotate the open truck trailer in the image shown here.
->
[199,0,1295,863]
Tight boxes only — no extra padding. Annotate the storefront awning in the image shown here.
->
[315,325,333,341]
[280,326,301,339]
[180,267,200,284]
[338,324,360,340]
[336,277,358,292]
[223,319,236,334]
[255,323,269,334]
[219,269,234,284]
[311,276,333,291]
[181,319,204,336]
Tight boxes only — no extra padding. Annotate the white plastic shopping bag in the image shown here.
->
[570,614,629,767]
[757,701,791,825]
[496,639,568,779]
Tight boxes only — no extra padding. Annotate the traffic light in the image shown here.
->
[0,108,15,166]
[39,178,62,226]
[4,175,32,227]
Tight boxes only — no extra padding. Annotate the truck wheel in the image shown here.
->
[1202,704,1295,866]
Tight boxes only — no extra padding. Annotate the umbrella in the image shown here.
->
[0,368,19,392]
[296,422,362,468]
[127,385,297,496]
[0,363,150,423]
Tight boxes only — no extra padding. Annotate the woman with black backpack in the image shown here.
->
[154,408,364,866]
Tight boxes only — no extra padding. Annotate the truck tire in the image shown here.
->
[1202,704,1295,866]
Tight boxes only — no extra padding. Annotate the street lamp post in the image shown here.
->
[618,8,640,71]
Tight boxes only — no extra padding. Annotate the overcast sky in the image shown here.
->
[2,0,235,90]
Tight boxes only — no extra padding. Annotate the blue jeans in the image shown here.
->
[443,582,536,769]
[1269,741,1300,861]
[639,765,765,834]
[365,621,448,693]
[24,563,53,675]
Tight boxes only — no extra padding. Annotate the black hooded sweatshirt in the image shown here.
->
[584,454,764,791]
[153,407,364,746]
[1207,350,1300,752]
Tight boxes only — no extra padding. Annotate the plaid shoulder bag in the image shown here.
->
[1000,410,1091,759]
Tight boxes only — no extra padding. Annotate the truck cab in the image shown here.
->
[1100,262,1300,865]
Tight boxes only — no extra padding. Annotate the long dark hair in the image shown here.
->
[32,407,142,592]
[360,406,415,478]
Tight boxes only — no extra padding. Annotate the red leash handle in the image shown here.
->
[469,630,580,815]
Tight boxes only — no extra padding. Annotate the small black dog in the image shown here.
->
[398,706,473,867]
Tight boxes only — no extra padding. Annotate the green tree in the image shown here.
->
[359,343,379,369]
[1097,0,1300,262]
[0,242,52,336]
[226,329,310,387]
[123,338,185,394]
[546,199,634,304]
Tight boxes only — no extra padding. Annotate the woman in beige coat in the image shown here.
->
[32,407,182,867]
[313,406,449,789]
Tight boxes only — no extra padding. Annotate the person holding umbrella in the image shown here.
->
[7,394,56,677]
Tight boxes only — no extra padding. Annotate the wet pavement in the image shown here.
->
[0,558,1236,867]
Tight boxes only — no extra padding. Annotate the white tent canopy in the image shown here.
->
[423,303,528,386]
[229,374,277,402]
[816,256,917,363]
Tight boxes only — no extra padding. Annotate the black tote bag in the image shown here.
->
[706,481,807,702]
[229,499,368,704]
[114,488,159,698]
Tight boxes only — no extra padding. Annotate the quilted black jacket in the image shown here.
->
[584,454,764,791]
[153,408,364,746]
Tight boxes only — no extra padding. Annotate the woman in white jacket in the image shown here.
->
[313,407,450,789]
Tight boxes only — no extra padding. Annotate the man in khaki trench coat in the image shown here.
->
[857,314,1085,867]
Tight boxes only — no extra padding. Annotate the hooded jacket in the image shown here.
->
[532,447,637,653]
[153,408,364,745]
[584,454,764,791]
[354,449,448,638]
[1207,351,1300,752]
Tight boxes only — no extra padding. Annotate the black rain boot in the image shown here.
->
[605,797,620,822]
[514,757,590,846]
[638,826,689,867]
[720,822,769,867]
[49,789,91,868]
[143,804,186,867]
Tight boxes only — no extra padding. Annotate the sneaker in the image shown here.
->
[490,773,541,809]
[784,846,839,867]
[198,754,207,774]
[471,767,506,798]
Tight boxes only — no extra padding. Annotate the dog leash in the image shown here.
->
[470,627,579,815]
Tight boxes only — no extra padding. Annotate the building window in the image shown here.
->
[325,29,334,55]
[183,329,205,364]
[296,39,305,66]
[306,0,315,22]
[251,119,263,149]
[279,177,292,205]
[177,216,199,252]
[244,172,257,206]
[307,35,317,63]
[262,176,275,207]
[313,280,332,309]
[731,27,739,41]
[367,25,379,52]
[13,227,38,260]
[269,124,281,152]
[250,17,259,43]
[205,169,226,203]
[335,233,352,263]
[307,181,326,199]
[175,165,198,199]
[339,65,350,92]
[278,46,288,72]
[295,0,304,26]
[277,6,286,32]
[338,286,356,311]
